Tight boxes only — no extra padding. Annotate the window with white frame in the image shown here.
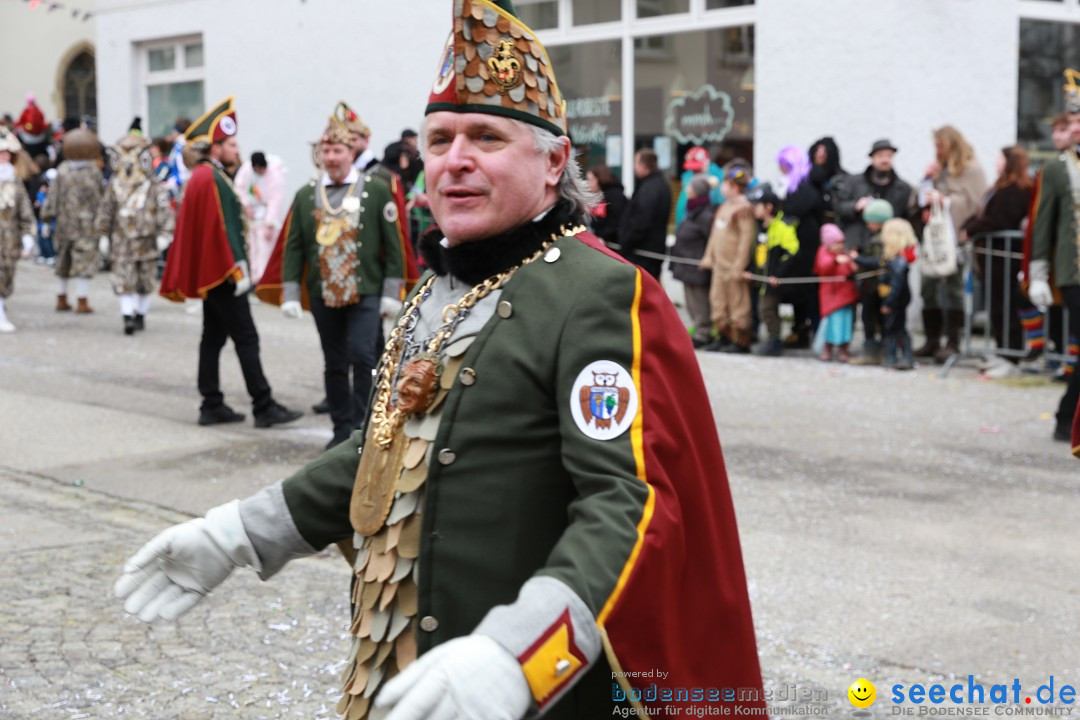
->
[140,36,205,138]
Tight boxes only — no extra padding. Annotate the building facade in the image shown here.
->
[92,0,1080,196]
[1,4,96,129]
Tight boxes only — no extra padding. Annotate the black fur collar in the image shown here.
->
[419,201,579,285]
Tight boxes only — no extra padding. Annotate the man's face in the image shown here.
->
[424,112,567,246]
[870,149,894,173]
[1051,123,1072,151]
[322,142,352,180]
[351,132,369,157]
[867,221,883,234]
[404,136,418,151]
[217,137,240,166]
[1069,113,1080,146]
[752,203,770,221]
[253,165,266,176]
[633,155,649,179]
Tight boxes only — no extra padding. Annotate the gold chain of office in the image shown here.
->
[368,224,585,449]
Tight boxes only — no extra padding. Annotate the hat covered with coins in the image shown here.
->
[426,0,566,137]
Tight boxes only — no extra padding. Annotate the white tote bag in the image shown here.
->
[920,196,958,278]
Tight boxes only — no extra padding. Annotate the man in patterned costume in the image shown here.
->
[256,110,414,449]
[1028,69,1080,452]
[95,125,175,335]
[159,97,302,429]
[114,3,764,718]
[41,127,104,314]
[0,127,37,333]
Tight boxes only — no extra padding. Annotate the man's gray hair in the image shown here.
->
[527,124,599,219]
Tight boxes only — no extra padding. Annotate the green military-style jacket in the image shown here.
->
[282,170,407,300]
[1030,151,1080,288]
[278,230,763,718]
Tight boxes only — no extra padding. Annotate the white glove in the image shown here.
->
[375,635,531,720]
[20,234,35,258]
[1028,280,1053,313]
[233,260,251,297]
[156,234,172,253]
[380,295,404,320]
[281,300,302,319]
[98,235,110,257]
[113,500,261,622]
[40,223,51,239]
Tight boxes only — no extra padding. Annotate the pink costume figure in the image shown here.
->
[234,152,287,283]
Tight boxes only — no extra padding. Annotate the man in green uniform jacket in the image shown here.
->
[1028,69,1080,444]
[257,111,414,448]
[115,3,764,719]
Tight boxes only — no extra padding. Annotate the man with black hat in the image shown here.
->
[834,138,916,364]
[115,4,763,719]
[159,97,302,429]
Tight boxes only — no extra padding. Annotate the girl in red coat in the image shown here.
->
[814,223,860,362]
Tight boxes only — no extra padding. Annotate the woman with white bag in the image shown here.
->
[917,126,987,362]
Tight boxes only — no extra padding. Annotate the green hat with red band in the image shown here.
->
[426,0,567,137]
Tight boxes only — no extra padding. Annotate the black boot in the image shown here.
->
[254,401,303,428]
[312,398,330,414]
[134,313,145,331]
[123,315,136,335]
[915,310,941,358]
[198,404,245,426]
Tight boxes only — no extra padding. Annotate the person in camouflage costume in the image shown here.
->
[95,130,175,335]
[0,127,37,333]
[41,127,104,314]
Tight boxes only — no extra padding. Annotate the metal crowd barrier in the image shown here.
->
[941,230,1072,377]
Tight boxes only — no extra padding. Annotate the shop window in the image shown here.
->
[141,37,205,138]
[517,0,559,30]
[1017,19,1080,163]
[637,0,689,19]
[706,0,754,8]
[634,25,755,183]
[573,0,620,25]
[549,40,624,180]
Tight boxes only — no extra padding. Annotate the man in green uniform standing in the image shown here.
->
[1028,69,1080,444]
[115,3,764,719]
[257,111,413,449]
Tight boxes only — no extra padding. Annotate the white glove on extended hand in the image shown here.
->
[375,635,531,720]
[1028,280,1053,313]
[20,234,35,259]
[113,500,261,622]
[380,295,404,320]
[233,260,251,297]
[281,300,302,319]
[98,235,110,257]
[156,234,172,253]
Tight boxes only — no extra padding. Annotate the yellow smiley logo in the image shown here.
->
[848,678,876,708]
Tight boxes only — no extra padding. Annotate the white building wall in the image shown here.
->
[755,0,1018,188]
[96,0,447,192]
[0,5,95,123]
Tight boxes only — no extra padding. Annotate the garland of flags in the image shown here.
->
[22,0,94,21]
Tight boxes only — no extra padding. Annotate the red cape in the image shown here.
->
[160,164,242,302]
[577,233,765,714]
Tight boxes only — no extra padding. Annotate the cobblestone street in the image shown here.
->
[0,470,352,719]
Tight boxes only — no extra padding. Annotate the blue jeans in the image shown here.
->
[37,222,55,259]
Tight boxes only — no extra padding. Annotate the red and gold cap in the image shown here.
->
[185,96,237,147]
[426,0,566,137]
[336,101,371,139]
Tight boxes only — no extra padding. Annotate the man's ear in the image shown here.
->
[546,138,571,190]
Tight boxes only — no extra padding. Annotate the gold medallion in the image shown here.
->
[316,216,345,247]
[351,428,408,536]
